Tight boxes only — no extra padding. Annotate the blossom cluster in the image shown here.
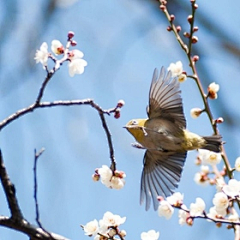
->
[82,211,126,240]
[82,211,159,240]
[158,179,240,227]
[34,31,87,77]
[194,149,222,186]
[92,165,126,190]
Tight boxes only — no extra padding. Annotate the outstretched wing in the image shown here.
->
[140,150,187,211]
[147,67,186,128]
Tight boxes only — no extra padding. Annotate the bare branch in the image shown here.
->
[0,150,24,221]
[33,148,52,238]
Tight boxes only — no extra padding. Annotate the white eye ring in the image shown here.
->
[131,120,138,125]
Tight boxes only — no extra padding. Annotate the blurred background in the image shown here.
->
[0,0,240,239]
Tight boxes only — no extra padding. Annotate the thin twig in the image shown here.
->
[33,148,53,238]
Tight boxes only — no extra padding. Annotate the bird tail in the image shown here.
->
[202,135,222,152]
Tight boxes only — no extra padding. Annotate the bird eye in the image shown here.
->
[131,120,138,125]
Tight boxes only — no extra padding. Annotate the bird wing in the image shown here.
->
[147,67,186,128]
[140,150,187,211]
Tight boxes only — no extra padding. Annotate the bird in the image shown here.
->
[124,66,222,211]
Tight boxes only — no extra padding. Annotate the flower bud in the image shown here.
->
[68,31,75,39]
[193,26,199,32]
[176,26,181,32]
[170,14,175,21]
[208,82,220,99]
[192,55,199,62]
[194,3,198,9]
[188,15,193,24]
[114,109,121,119]
[190,108,202,118]
[71,40,77,46]
[92,173,100,182]
[117,99,125,108]
[215,117,224,124]
[159,4,166,11]
[192,36,198,44]
[119,230,127,237]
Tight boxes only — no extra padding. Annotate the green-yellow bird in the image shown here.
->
[125,67,222,211]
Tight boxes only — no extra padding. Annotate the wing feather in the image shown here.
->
[148,67,186,128]
[140,150,187,210]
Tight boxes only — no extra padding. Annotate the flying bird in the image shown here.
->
[125,67,222,210]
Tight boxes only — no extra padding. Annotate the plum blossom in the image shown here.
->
[68,49,87,77]
[141,230,159,240]
[97,165,126,190]
[167,61,186,82]
[51,40,65,55]
[101,211,126,227]
[82,219,99,236]
[222,179,240,199]
[235,157,240,171]
[34,42,49,68]
[212,192,229,210]
[178,205,189,225]
[158,200,174,219]
[198,149,221,166]
[189,198,205,217]
[166,192,184,206]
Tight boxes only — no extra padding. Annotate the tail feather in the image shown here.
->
[202,135,222,152]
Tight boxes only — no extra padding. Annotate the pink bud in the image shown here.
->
[71,40,77,46]
[117,99,125,108]
[68,31,75,39]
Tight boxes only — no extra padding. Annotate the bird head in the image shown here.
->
[124,119,147,143]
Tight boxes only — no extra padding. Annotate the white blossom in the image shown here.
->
[222,179,240,199]
[97,165,126,190]
[167,61,183,77]
[212,192,229,210]
[198,149,221,166]
[201,165,210,174]
[207,206,226,220]
[51,40,64,55]
[178,205,188,225]
[194,172,208,186]
[101,211,126,227]
[141,230,160,240]
[158,200,174,219]
[190,198,205,217]
[34,42,49,68]
[83,219,99,236]
[235,157,240,171]
[68,49,87,77]
[166,192,184,206]
[216,177,225,192]
[228,209,239,222]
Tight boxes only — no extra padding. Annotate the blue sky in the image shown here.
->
[0,0,240,239]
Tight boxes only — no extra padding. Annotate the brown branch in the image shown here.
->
[0,150,24,221]
[160,0,232,179]
[0,150,69,240]
[0,99,118,172]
